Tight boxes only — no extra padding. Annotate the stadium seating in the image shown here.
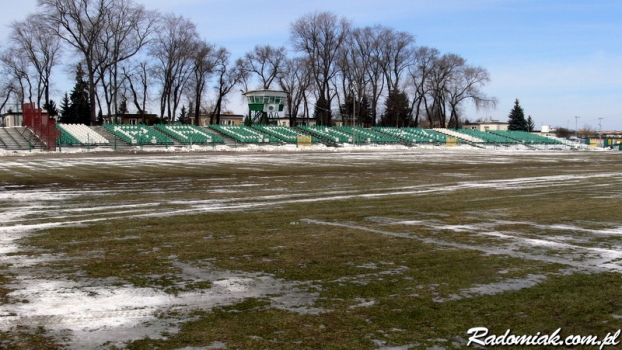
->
[57,124,109,145]
[333,126,400,144]
[252,125,320,143]
[488,130,563,144]
[102,124,174,145]
[434,128,484,143]
[456,129,517,144]
[154,124,224,144]
[373,127,448,144]
[208,125,279,143]
[298,126,355,143]
[373,127,418,144]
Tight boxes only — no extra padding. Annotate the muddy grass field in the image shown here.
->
[1,149,622,349]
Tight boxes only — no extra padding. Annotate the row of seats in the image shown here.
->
[58,124,109,145]
[373,127,422,144]
[333,126,400,144]
[57,123,567,146]
[154,124,225,144]
[401,128,448,143]
[57,128,82,145]
[298,126,354,143]
[252,125,320,143]
[208,125,279,143]
[488,130,563,144]
[434,128,484,143]
[103,124,174,145]
[455,129,518,144]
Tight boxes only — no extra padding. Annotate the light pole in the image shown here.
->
[575,116,580,138]
[599,117,603,143]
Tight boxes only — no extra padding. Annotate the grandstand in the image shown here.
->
[208,125,280,143]
[406,128,447,143]
[434,128,484,143]
[3,122,612,152]
[454,129,517,144]
[154,124,224,144]
[488,130,562,145]
[298,126,355,143]
[102,124,174,145]
[252,125,320,143]
[0,127,38,151]
[373,127,447,144]
[332,126,400,144]
[57,124,109,145]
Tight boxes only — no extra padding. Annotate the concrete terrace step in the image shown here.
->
[0,127,39,150]
[90,126,135,150]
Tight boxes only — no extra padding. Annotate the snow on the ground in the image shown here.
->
[0,171,323,348]
[2,141,619,156]
[0,150,620,348]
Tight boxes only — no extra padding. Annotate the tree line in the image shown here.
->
[0,1,497,127]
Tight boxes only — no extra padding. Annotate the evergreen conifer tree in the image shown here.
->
[359,95,372,127]
[59,65,92,124]
[508,99,528,131]
[178,105,190,124]
[59,93,71,123]
[43,100,58,118]
[69,64,91,125]
[527,115,535,132]
[313,96,331,126]
[380,89,412,127]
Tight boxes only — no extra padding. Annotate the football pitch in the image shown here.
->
[1,149,622,349]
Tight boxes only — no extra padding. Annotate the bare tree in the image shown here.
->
[423,53,465,127]
[279,57,312,126]
[334,27,369,126]
[38,0,111,125]
[0,48,33,107]
[95,0,157,116]
[243,45,287,90]
[348,26,387,126]
[10,14,61,108]
[578,124,596,138]
[407,46,439,127]
[209,48,246,125]
[150,13,199,122]
[291,11,350,125]
[191,40,216,126]
[0,75,17,114]
[122,60,150,123]
[446,64,497,128]
[377,27,415,96]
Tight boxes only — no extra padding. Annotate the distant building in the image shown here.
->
[102,113,159,125]
[533,124,557,137]
[464,118,508,132]
[272,116,317,127]
[195,111,245,126]
[1,111,23,127]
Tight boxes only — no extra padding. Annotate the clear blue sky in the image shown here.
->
[2,0,621,130]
